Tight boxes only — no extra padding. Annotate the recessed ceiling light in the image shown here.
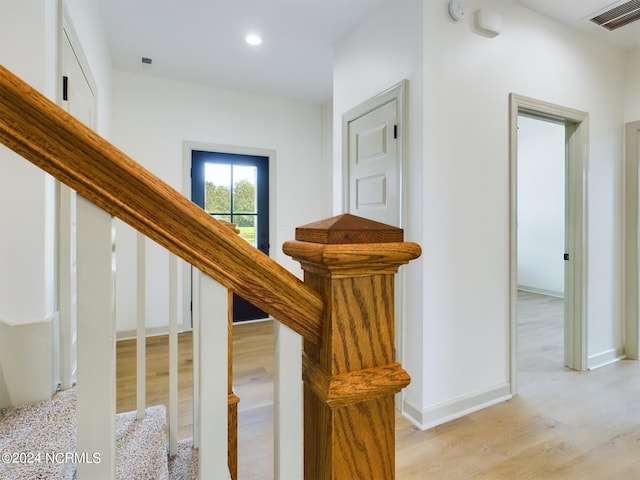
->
[245,34,262,46]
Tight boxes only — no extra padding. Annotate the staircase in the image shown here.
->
[0,65,420,479]
[0,389,212,480]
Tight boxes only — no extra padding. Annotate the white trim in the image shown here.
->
[509,94,590,397]
[116,325,190,341]
[517,285,564,299]
[588,347,626,370]
[0,313,58,328]
[402,383,512,431]
[624,121,640,360]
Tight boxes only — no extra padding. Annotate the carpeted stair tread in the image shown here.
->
[0,390,171,480]
[168,438,233,480]
[168,438,199,480]
[0,388,76,480]
[115,405,169,480]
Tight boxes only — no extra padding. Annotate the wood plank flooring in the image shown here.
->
[116,292,640,479]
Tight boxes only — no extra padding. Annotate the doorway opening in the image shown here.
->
[516,115,566,376]
[509,94,590,394]
[191,150,270,323]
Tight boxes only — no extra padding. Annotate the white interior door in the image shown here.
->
[58,14,97,389]
[347,99,399,225]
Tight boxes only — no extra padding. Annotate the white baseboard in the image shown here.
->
[517,285,564,298]
[588,347,625,370]
[402,383,512,431]
[116,324,190,341]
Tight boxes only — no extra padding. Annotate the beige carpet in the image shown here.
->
[0,389,76,480]
[0,389,179,480]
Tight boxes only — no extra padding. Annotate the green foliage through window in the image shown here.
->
[205,179,256,227]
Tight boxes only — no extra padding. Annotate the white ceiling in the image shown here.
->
[96,0,639,105]
[515,0,640,51]
[95,0,385,104]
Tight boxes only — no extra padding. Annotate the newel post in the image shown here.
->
[283,214,421,479]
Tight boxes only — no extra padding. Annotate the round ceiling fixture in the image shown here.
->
[245,34,262,46]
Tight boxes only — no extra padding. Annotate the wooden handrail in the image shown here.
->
[0,65,323,344]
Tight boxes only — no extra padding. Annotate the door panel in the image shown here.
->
[348,100,398,226]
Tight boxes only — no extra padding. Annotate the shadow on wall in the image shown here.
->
[0,365,11,409]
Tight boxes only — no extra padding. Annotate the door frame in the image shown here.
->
[56,2,99,390]
[181,141,276,326]
[624,120,640,360]
[509,94,590,393]
[341,80,407,408]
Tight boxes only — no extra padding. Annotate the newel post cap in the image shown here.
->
[283,214,421,269]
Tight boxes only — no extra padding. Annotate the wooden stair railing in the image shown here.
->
[284,214,421,479]
[0,65,422,479]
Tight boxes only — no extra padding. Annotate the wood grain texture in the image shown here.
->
[227,393,239,480]
[228,289,238,480]
[283,241,421,276]
[303,355,410,408]
[296,213,404,244]
[0,65,322,344]
[286,236,420,480]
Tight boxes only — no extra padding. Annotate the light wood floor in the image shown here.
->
[116,291,640,479]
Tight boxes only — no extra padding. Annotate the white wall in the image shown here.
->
[417,0,625,425]
[517,115,565,296]
[0,0,59,409]
[332,0,425,421]
[109,71,326,333]
[333,0,627,428]
[0,0,57,327]
[626,48,640,122]
[0,0,111,408]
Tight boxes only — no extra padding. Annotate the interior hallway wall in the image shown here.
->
[0,0,111,407]
[109,71,326,334]
[324,0,631,428]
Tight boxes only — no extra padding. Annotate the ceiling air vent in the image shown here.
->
[589,0,640,31]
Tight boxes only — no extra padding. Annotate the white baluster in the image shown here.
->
[274,323,303,479]
[169,254,179,456]
[192,268,201,449]
[75,195,115,480]
[197,270,228,479]
[136,232,146,419]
